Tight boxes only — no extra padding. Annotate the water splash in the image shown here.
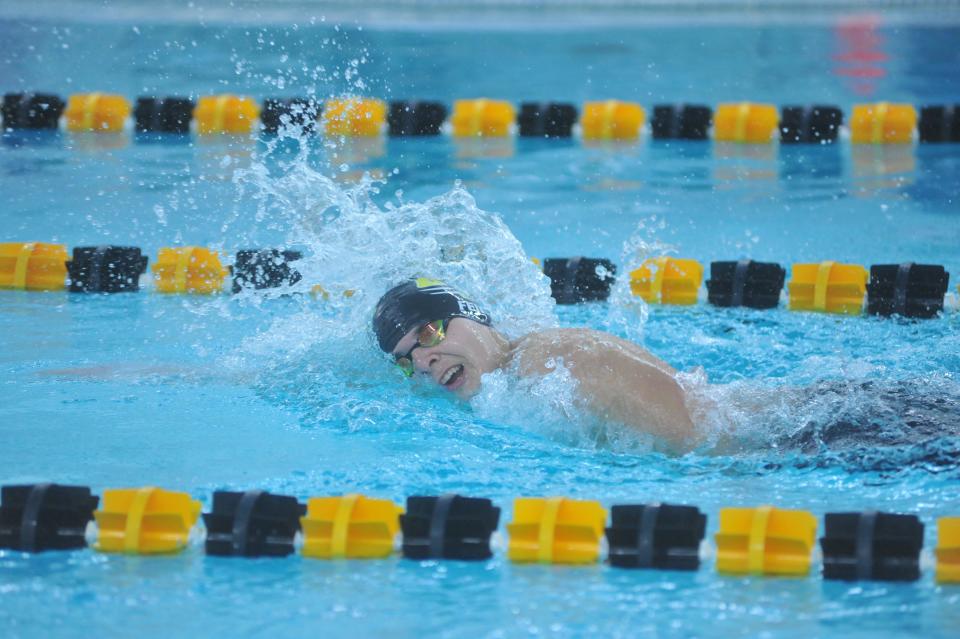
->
[601,215,677,343]
[218,124,563,438]
[682,372,960,472]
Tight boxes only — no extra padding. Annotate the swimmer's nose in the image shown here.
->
[411,347,439,373]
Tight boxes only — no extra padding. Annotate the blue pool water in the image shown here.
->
[1,5,960,638]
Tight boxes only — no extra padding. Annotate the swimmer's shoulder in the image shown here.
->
[511,327,675,375]
[512,327,601,353]
[509,328,625,375]
[509,328,577,375]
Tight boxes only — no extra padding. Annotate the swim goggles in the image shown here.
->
[394,319,448,377]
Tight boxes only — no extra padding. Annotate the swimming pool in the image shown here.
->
[1,4,960,638]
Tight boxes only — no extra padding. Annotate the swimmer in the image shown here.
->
[373,278,700,451]
[45,277,957,461]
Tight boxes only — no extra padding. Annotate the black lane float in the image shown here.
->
[203,490,305,557]
[605,502,706,570]
[820,511,925,582]
[260,98,320,135]
[67,246,149,293]
[0,483,98,552]
[231,248,303,293]
[918,104,960,143]
[542,256,617,304]
[388,101,448,136]
[518,102,579,138]
[867,263,951,319]
[134,97,195,134]
[400,494,501,560]
[2,93,65,130]
[651,104,712,140]
[706,260,786,309]
[779,105,843,144]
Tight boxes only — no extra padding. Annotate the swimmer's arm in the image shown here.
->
[514,332,697,451]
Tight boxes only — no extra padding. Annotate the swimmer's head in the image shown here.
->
[373,278,507,399]
[373,278,493,353]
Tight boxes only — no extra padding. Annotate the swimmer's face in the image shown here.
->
[392,318,502,399]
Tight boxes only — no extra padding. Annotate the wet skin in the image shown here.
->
[392,318,698,451]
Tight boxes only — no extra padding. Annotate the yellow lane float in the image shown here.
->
[94,487,201,554]
[936,517,960,584]
[64,93,131,132]
[151,247,228,294]
[850,102,917,144]
[629,257,703,305]
[788,261,868,315]
[194,95,260,135]
[323,97,387,137]
[714,102,779,143]
[450,99,515,137]
[507,497,607,564]
[715,505,818,576]
[580,100,645,141]
[0,242,68,291]
[300,494,402,559]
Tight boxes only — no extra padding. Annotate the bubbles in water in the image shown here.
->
[152,204,167,226]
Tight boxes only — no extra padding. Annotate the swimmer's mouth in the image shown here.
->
[440,364,465,389]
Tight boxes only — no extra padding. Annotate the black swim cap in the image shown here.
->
[372,278,493,353]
